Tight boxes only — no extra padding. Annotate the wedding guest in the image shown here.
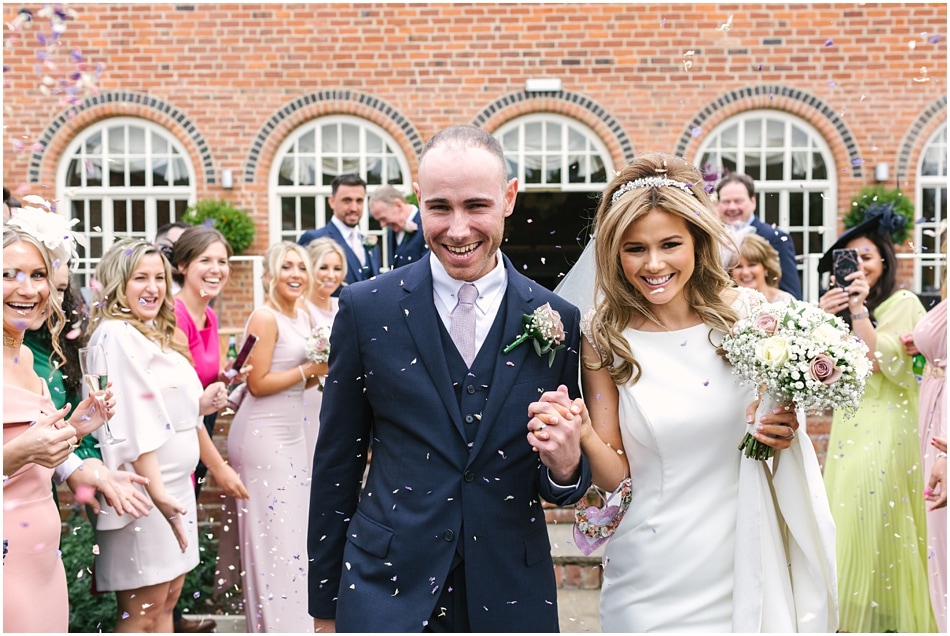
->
[298,173,380,287]
[302,237,345,463]
[3,211,113,632]
[227,241,324,632]
[716,173,801,299]
[88,238,229,632]
[534,154,836,632]
[905,285,947,631]
[369,184,427,269]
[26,256,151,519]
[818,206,936,632]
[307,124,589,632]
[170,225,250,634]
[730,232,794,304]
[170,225,249,500]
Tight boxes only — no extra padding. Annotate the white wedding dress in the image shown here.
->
[600,323,754,631]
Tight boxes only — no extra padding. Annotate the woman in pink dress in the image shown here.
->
[3,210,113,632]
[302,237,345,463]
[911,294,947,631]
[227,242,326,632]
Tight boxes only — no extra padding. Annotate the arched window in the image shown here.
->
[57,117,196,283]
[917,122,948,298]
[494,114,611,290]
[270,116,411,245]
[696,111,836,298]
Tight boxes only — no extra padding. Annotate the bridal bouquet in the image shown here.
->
[305,325,331,364]
[721,299,871,460]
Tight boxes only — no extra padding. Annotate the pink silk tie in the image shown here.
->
[449,283,478,367]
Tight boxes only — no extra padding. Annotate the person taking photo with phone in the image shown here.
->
[817,204,935,632]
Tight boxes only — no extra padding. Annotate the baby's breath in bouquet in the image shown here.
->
[722,299,872,460]
[306,325,331,364]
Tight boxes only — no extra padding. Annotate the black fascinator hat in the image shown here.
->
[817,202,907,274]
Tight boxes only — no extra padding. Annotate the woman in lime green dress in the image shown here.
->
[818,207,936,632]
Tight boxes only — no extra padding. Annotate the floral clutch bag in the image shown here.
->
[572,477,632,556]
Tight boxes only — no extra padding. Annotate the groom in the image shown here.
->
[307,124,590,632]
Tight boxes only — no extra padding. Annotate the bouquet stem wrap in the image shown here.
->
[738,392,781,460]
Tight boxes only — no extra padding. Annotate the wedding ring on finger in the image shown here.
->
[784,427,796,440]
[537,423,547,432]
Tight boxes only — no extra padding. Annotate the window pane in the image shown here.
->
[568,129,584,152]
[153,159,169,187]
[811,152,827,180]
[745,153,761,181]
[114,200,128,232]
[322,125,338,152]
[153,134,167,154]
[156,199,170,228]
[525,123,542,152]
[765,151,783,181]
[341,124,359,153]
[298,130,315,154]
[68,159,83,187]
[109,159,126,187]
[568,154,584,183]
[385,157,403,184]
[766,120,784,148]
[547,122,562,151]
[545,156,561,184]
[129,158,147,186]
[342,157,359,175]
[744,120,761,148]
[720,124,738,148]
[590,155,606,183]
[300,196,317,231]
[366,158,383,186]
[129,126,146,153]
[299,157,316,186]
[282,197,297,232]
[84,132,102,155]
[788,192,803,227]
[809,193,824,226]
[791,126,807,148]
[172,158,189,186]
[108,127,125,154]
[279,157,295,185]
[85,157,103,187]
[791,151,808,180]
[365,132,382,154]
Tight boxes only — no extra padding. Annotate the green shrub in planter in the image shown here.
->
[845,185,914,245]
[182,199,256,255]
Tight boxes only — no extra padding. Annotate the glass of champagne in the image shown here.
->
[78,344,124,445]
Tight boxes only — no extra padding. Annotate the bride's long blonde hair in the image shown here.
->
[587,154,738,386]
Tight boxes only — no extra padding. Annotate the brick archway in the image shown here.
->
[675,84,863,178]
[244,91,424,184]
[897,95,948,183]
[28,90,216,185]
[471,91,635,169]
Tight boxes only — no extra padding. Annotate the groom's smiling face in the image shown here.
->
[415,144,517,282]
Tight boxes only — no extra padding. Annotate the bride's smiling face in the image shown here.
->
[619,208,695,309]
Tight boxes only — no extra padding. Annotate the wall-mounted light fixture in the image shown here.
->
[221,169,234,189]
[874,162,889,182]
[525,78,562,93]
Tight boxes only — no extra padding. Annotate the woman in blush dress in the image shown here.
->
[88,238,229,633]
[906,289,947,632]
[532,154,837,632]
[227,242,325,632]
[3,210,114,632]
[302,237,345,463]
[730,232,794,304]
[817,208,936,632]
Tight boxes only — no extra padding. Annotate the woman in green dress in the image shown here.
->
[818,206,936,632]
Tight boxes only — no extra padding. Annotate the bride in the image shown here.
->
[532,154,837,632]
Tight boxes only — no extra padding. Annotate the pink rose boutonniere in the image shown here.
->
[502,302,566,367]
[362,234,379,248]
[404,218,418,234]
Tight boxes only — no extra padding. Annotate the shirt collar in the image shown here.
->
[430,251,507,314]
[330,216,359,238]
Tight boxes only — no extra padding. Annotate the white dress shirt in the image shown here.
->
[430,251,507,358]
[331,216,366,266]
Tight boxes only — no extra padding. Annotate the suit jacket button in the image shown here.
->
[466,384,475,394]
[443,529,455,542]
[463,470,474,482]
[464,414,474,424]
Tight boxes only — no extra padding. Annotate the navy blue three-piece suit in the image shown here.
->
[307,252,591,632]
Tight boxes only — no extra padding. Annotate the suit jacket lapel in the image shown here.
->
[468,257,535,463]
[399,255,466,438]
[327,223,364,282]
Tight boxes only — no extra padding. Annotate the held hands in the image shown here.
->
[746,397,800,451]
[69,381,116,437]
[199,381,229,415]
[819,270,869,317]
[526,385,585,485]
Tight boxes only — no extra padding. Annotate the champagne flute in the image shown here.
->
[78,345,125,445]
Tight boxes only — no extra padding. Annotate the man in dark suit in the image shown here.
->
[716,173,802,299]
[298,173,380,287]
[308,125,590,632]
[369,184,428,269]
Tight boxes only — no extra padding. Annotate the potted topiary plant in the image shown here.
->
[845,185,915,245]
[181,199,256,255]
